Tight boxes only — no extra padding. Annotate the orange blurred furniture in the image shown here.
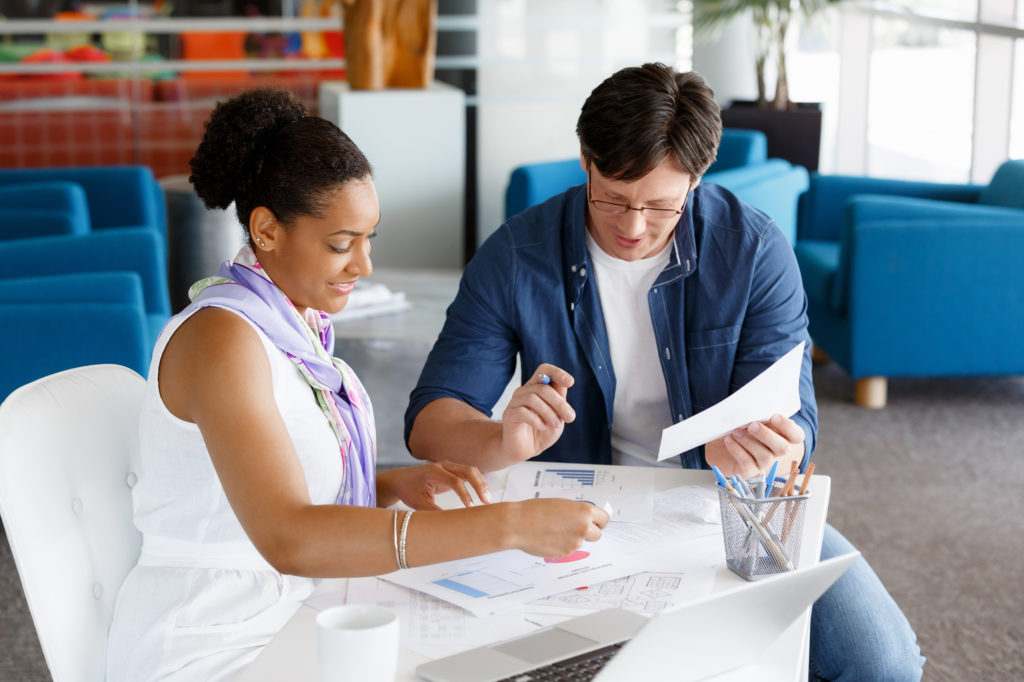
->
[180,31,248,79]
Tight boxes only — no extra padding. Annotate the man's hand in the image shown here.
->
[500,363,576,463]
[705,413,805,478]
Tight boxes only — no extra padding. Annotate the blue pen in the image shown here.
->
[711,465,730,490]
[537,373,551,385]
[765,460,779,497]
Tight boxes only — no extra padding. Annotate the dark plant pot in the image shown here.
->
[721,101,822,172]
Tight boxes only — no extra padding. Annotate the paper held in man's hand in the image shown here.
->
[657,341,805,461]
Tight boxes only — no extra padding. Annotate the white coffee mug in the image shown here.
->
[316,604,400,682]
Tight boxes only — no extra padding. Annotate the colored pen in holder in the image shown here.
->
[716,481,810,581]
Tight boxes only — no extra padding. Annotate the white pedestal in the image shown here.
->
[319,81,466,269]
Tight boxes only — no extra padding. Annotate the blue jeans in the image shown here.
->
[810,525,925,681]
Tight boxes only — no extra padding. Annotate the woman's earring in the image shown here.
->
[256,238,266,247]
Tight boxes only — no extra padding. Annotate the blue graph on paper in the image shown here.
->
[433,570,526,599]
[545,468,596,486]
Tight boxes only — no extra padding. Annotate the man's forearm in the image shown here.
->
[407,398,511,472]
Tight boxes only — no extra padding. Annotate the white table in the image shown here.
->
[239,466,830,682]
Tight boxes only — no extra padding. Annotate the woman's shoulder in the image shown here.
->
[170,306,266,361]
[158,306,274,421]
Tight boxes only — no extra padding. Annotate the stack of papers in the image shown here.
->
[329,281,411,322]
[302,342,808,661]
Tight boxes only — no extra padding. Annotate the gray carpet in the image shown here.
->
[2,354,1023,680]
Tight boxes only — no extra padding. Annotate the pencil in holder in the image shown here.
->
[716,482,810,581]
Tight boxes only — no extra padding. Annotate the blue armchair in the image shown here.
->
[504,129,809,243]
[0,165,170,400]
[0,273,151,400]
[0,165,167,248]
[794,159,1024,407]
[0,229,170,401]
[0,182,91,239]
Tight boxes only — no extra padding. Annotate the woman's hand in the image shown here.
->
[704,413,805,478]
[500,363,576,464]
[377,460,492,511]
[507,498,609,558]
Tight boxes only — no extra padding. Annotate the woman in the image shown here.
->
[105,88,608,681]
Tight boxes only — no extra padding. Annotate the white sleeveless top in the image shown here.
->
[106,306,345,681]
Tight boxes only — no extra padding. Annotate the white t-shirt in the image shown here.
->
[585,231,679,467]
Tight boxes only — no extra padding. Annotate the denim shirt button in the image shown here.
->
[570,302,575,311]
[571,264,577,272]
[579,267,586,277]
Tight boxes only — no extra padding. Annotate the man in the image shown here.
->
[405,63,923,680]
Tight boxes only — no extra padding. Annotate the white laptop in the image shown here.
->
[417,552,858,682]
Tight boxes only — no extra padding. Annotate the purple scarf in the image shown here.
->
[186,247,377,507]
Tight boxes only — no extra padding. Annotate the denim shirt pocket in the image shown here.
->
[685,324,742,412]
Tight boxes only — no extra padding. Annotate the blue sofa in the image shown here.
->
[794,159,1024,407]
[0,166,167,248]
[0,273,152,400]
[504,129,810,244]
[0,229,170,401]
[0,166,170,401]
[0,183,91,239]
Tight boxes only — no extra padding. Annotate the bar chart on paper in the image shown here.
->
[504,463,655,522]
[540,468,602,487]
[433,570,528,599]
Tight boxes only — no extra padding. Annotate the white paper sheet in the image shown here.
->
[379,539,650,617]
[599,486,721,556]
[657,341,806,461]
[379,484,723,617]
[502,463,655,522]
[344,577,539,659]
[529,568,716,616]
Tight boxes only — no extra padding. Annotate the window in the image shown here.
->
[867,18,975,182]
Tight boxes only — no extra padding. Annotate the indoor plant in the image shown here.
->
[692,0,843,170]
[692,0,842,110]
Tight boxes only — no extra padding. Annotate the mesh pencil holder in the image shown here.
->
[717,483,810,581]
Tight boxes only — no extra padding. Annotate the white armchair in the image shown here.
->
[0,365,144,682]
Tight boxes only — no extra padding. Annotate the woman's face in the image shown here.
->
[254,178,380,315]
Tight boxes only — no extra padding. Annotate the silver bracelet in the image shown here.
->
[399,510,415,570]
[392,509,401,570]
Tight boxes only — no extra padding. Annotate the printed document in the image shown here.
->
[658,341,805,460]
[379,484,722,616]
[502,462,654,522]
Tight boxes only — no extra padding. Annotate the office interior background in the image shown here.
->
[1,0,1023,679]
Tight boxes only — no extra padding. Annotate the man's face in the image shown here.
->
[583,156,697,261]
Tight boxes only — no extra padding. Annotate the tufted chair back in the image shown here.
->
[0,365,144,682]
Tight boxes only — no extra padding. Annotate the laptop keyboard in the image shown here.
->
[496,641,627,682]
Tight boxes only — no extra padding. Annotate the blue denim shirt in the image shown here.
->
[405,183,817,469]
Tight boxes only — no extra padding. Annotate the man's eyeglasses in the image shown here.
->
[587,172,685,220]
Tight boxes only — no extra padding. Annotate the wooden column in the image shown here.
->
[342,0,437,90]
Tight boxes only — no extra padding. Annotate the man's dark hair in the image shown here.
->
[576,63,722,182]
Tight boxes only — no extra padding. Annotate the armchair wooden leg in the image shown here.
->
[855,377,887,409]
[811,344,831,365]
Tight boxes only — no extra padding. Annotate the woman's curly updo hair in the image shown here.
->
[189,87,372,234]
